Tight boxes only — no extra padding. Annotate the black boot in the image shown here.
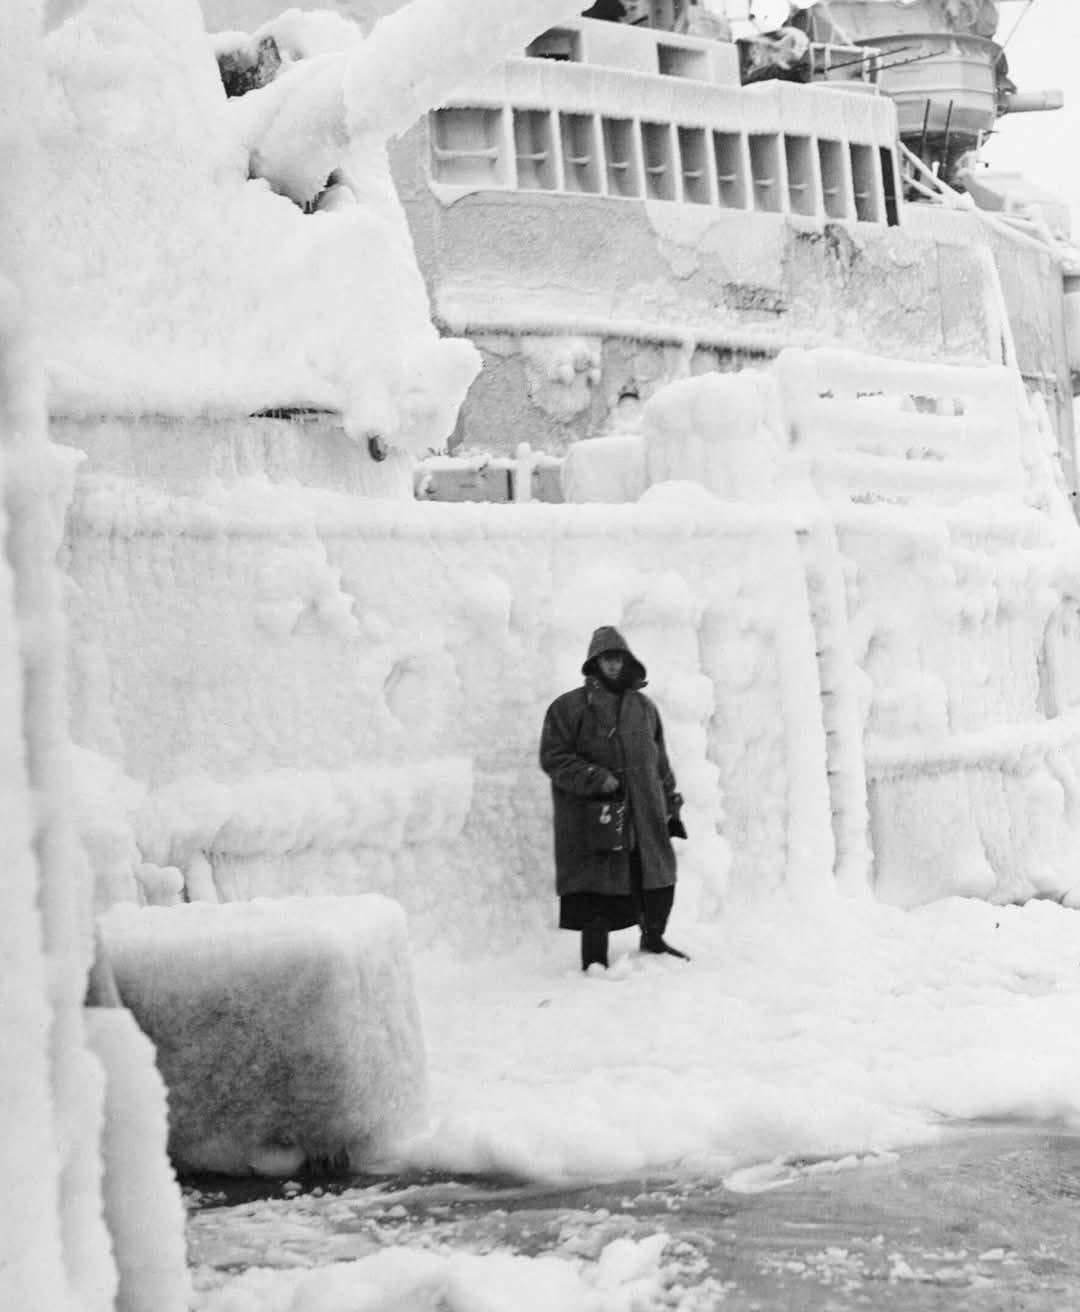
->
[640,929,690,961]
[581,925,610,971]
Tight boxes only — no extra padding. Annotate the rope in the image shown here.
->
[998,0,1039,53]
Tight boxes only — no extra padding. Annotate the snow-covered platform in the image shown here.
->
[100,896,427,1176]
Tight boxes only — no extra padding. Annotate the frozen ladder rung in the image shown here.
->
[432,146,500,161]
[778,348,1025,418]
[797,402,1011,451]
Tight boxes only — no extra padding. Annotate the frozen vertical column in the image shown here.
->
[793,517,873,895]
[0,5,118,1306]
[0,215,80,1311]
[775,348,873,895]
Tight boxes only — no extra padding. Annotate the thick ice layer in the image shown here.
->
[27,0,591,451]
[65,351,1080,928]
[100,896,428,1175]
[67,489,831,939]
[553,348,1080,908]
[29,0,582,453]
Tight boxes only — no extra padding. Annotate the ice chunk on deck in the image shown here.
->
[644,371,783,503]
[561,433,647,504]
[100,896,427,1176]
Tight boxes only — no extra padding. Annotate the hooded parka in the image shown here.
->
[540,627,678,901]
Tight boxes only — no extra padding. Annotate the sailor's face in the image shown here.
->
[598,651,625,680]
[623,0,650,22]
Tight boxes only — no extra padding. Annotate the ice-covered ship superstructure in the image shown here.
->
[10,2,1080,1295]
[393,0,1077,483]
[42,0,1080,924]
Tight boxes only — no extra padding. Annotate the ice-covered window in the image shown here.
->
[560,113,602,193]
[748,133,783,213]
[514,110,557,191]
[678,126,711,204]
[849,143,880,222]
[602,117,642,198]
[657,43,709,80]
[817,138,849,220]
[784,135,817,217]
[431,108,507,187]
[526,28,582,62]
[641,122,677,201]
[713,131,748,209]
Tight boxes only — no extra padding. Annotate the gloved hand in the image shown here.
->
[600,774,621,795]
[667,792,687,840]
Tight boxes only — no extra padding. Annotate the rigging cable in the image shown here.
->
[998,0,1038,53]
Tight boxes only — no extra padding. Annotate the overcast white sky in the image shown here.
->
[982,0,1080,232]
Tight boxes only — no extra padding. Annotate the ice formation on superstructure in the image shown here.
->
[27,0,1080,943]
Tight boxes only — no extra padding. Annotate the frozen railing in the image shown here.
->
[429,56,902,225]
[418,349,1039,507]
[809,41,880,87]
[415,444,563,503]
[901,143,1080,278]
[774,348,1031,505]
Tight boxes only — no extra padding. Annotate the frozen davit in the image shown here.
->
[6,0,1080,1309]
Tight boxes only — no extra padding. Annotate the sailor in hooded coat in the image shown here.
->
[539,625,689,969]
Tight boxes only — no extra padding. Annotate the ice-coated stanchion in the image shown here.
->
[101,895,428,1176]
[513,442,533,503]
[793,519,874,897]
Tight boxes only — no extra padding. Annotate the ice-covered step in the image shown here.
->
[100,896,427,1176]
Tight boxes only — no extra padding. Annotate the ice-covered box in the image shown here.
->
[100,895,427,1176]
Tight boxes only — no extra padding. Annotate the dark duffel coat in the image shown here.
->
[540,627,678,899]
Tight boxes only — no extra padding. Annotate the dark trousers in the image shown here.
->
[629,848,674,937]
[581,850,674,969]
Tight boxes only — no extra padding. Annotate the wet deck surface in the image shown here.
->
[187,1123,1080,1308]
